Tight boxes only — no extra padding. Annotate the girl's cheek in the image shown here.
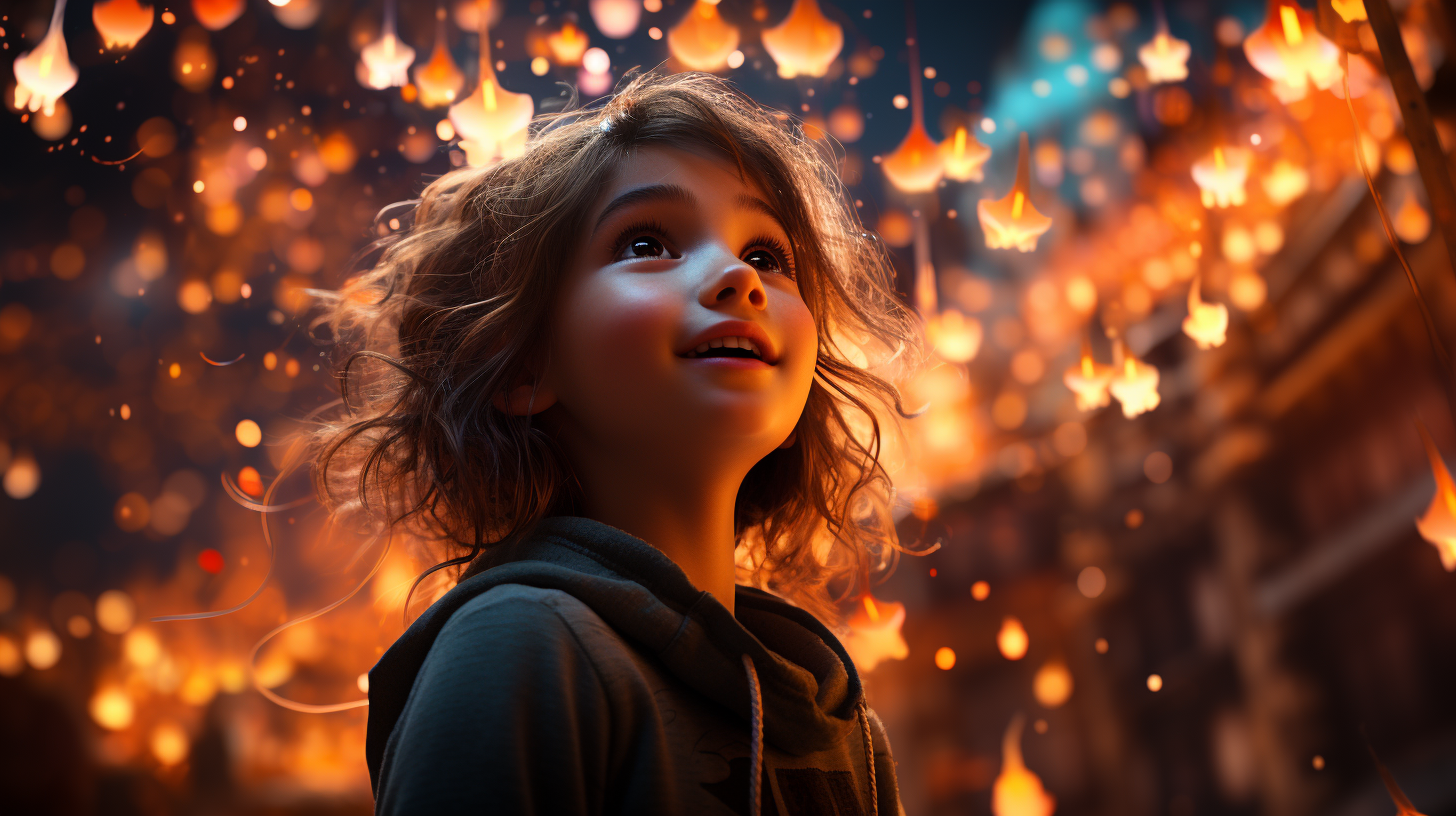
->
[558,277,682,387]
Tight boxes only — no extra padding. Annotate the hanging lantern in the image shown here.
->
[1416,423,1456,572]
[13,0,78,117]
[547,21,590,66]
[881,118,944,193]
[1181,275,1228,349]
[940,124,992,182]
[1137,27,1190,84]
[93,0,154,50]
[448,9,534,167]
[1109,344,1160,418]
[589,0,641,39]
[1261,158,1309,206]
[414,10,465,107]
[1242,0,1342,103]
[761,0,844,79]
[993,716,1057,816]
[1191,146,1252,209]
[360,0,417,90]
[842,594,908,673]
[927,309,982,363]
[978,133,1053,252]
[667,0,740,72]
[1063,343,1114,411]
[192,0,244,31]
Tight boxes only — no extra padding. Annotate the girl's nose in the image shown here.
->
[696,248,767,311]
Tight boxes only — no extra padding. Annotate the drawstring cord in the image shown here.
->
[741,654,763,816]
[858,700,878,814]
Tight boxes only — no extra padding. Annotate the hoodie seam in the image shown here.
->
[532,593,621,812]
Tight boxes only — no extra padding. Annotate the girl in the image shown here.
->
[315,71,924,815]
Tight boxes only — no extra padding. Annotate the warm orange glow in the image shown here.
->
[1331,0,1367,22]
[882,119,945,193]
[360,10,416,90]
[1063,344,1114,411]
[93,0,155,50]
[1033,660,1073,708]
[761,0,844,79]
[235,419,263,447]
[448,9,534,167]
[1394,195,1432,244]
[1138,28,1190,84]
[1262,158,1310,206]
[972,581,991,600]
[927,308,983,363]
[13,1,79,117]
[941,125,992,182]
[90,686,135,730]
[993,715,1057,816]
[997,616,1029,661]
[1191,146,1251,208]
[1415,422,1456,571]
[547,22,589,66]
[1181,275,1229,349]
[1109,347,1161,418]
[590,0,641,38]
[978,133,1053,252]
[667,0,740,72]
[151,722,191,765]
[192,0,245,31]
[413,18,465,107]
[934,646,957,670]
[1242,1,1342,103]
[842,594,909,673]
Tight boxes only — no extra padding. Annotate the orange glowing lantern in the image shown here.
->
[761,0,844,79]
[1331,0,1366,23]
[360,1,417,90]
[978,133,1053,252]
[13,1,79,117]
[1191,146,1252,209]
[547,21,589,66]
[1394,195,1432,244]
[93,0,155,50]
[997,616,1029,661]
[448,9,534,167]
[1138,27,1190,84]
[1242,0,1343,103]
[667,0,741,72]
[1063,343,1114,411]
[881,118,944,193]
[1415,422,1456,571]
[1261,158,1310,206]
[1181,275,1228,349]
[191,0,244,31]
[941,125,992,182]
[1109,345,1161,418]
[993,715,1057,816]
[414,12,465,107]
[842,594,909,672]
[590,0,641,39]
[926,308,983,363]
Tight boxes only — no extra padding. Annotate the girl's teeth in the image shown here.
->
[695,343,710,354]
[724,337,740,348]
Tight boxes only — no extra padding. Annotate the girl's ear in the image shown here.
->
[492,381,558,416]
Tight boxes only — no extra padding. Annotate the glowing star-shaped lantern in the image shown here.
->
[1192,146,1251,209]
[13,1,78,117]
[882,118,944,193]
[1416,423,1456,571]
[842,594,908,673]
[941,125,992,182]
[1331,0,1367,23]
[1063,345,1114,411]
[448,10,534,167]
[1109,346,1161,418]
[761,0,844,79]
[413,13,465,108]
[360,1,417,90]
[978,133,1053,252]
[993,716,1057,816]
[192,0,244,31]
[1138,27,1190,84]
[1242,0,1343,103]
[927,309,983,363]
[1262,159,1309,206]
[93,0,155,50]
[547,21,589,66]
[589,0,641,39]
[667,0,740,72]
[1182,276,1228,349]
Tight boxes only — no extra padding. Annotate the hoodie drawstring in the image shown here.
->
[858,700,879,815]
[740,654,763,816]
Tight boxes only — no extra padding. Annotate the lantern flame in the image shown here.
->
[1415,421,1456,571]
[842,594,909,673]
[1063,342,1114,411]
[1192,146,1251,209]
[978,133,1053,252]
[1138,28,1190,84]
[448,3,534,167]
[993,715,1057,816]
[13,0,79,117]
[1182,276,1229,349]
[93,0,155,50]
[941,125,992,182]
[667,0,740,72]
[1242,0,1342,103]
[1109,344,1161,418]
[761,0,844,79]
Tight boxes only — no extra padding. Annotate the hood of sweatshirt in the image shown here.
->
[365,515,867,789]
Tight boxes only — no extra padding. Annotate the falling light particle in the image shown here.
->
[192,179,205,193]
[90,687,134,729]
[168,362,181,378]
[197,548,225,574]
[25,630,62,670]
[151,722,189,765]
[934,647,956,670]
[235,419,262,447]
[1125,508,1144,528]
[1095,637,1109,654]
[1077,566,1106,598]
[726,49,744,69]
[1147,673,1163,691]
[1312,755,1325,770]
[1250,133,1261,145]
[530,56,549,75]
[998,616,1029,660]
[120,403,131,420]
[972,581,990,600]
[240,283,252,298]
[892,94,908,109]
[160,10,175,24]
[981,117,996,134]
[648,26,662,40]
[96,590,136,634]
[357,673,370,693]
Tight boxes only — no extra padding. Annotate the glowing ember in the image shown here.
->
[978,133,1053,252]
[1063,344,1114,411]
[1109,347,1161,418]
[881,118,944,193]
[926,308,983,363]
[93,0,156,50]
[934,646,956,670]
[998,616,1029,661]
[1138,28,1190,84]
[151,722,191,765]
[413,14,465,107]
[448,8,533,167]
[90,686,135,729]
[360,1,417,90]
[940,125,992,183]
[842,594,909,672]
[1191,146,1251,209]
[236,419,263,447]
[590,0,641,39]
[198,548,226,574]
[1242,0,1342,103]
[993,715,1056,816]
[667,0,740,72]
[1415,422,1456,571]
[1393,195,1432,245]
[1032,660,1073,708]
[761,0,844,79]
[12,0,79,117]
[1181,275,1228,349]
[547,22,589,66]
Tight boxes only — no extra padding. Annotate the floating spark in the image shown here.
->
[13,0,78,117]
[978,133,1053,252]
[761,0,844,79]
[1415,421,1456,571]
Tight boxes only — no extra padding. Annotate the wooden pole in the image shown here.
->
[1364,0,1456,280]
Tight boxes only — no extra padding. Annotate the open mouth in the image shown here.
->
[682,337,770,363]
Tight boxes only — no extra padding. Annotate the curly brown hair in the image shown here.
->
[310,71,927,624]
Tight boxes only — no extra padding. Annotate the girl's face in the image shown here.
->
[541,146,817,481]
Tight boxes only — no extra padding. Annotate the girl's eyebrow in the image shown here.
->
[591,183,696,236]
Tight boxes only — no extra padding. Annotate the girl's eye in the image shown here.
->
[744,247,791,277]
[626,236,665,258]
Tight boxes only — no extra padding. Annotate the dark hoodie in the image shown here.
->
[366,516,904,815]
